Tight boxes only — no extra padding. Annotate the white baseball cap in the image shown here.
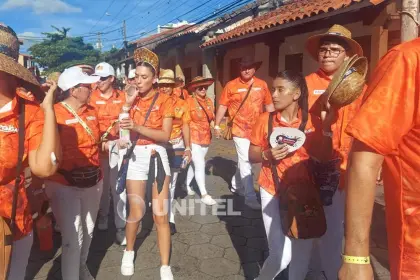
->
[58,66,100,91]
[128,69,136,79]
[93,62,115,77]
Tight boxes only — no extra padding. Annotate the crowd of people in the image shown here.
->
[1,19,419,280]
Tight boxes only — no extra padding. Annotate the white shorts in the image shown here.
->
[119,144,171,181]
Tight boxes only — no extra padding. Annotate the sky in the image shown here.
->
[0,0,251,53]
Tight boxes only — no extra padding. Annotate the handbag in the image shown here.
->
[166,147,186,172]
[267,112,326,239]
[1,98,25,279]
[223,83,253,140]
[57,166,102,188]
[116,93,160,195]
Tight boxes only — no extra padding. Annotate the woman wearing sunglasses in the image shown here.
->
[184,77,217,206]
[44,66,104,280]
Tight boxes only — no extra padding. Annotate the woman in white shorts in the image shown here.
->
[118,47,174,280]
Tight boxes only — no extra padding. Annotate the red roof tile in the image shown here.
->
[201,0,386,47]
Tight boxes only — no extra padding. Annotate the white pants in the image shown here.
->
[186,143,209,197]
[168,140,185,224]
[45,180,103,280]
[257,187,345,280]
[8,231,33,280]
[99,156,126,229]
[231,137,257,201]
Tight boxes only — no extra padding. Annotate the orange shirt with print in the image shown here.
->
[219,77,272,139]
[250,111,322,196]
[48,103,101,186]
[0,89,44,240]
[173,87,189,100]
[130,92,173,146]
[187,95,214,145]
[346,38,420,280]
[169,95,191,141]
[89,89,125,141]
[306,69,365,188]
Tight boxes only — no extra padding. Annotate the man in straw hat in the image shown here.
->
[173,75,189,100]
[90,62,127,245]
[341,38,420,280]
[158,68,192,235]
[304,24,366,279]
[214,55,274,210]
[0,23,61,280]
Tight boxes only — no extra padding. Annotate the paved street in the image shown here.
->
[25,139,390,280]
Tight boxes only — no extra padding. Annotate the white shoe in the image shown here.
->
[80,264,95,280]
[201,195,217,206]
[116,229,126,246]
[121,250,135,276]
[245,199,261,210]
[160,265,174,280]
[187,188,195,196]
[97,216,108,231]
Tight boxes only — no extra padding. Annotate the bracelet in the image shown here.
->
[322,130,333,137]
[342,255,370,264]
[214,125,221,130]
[185,147,191,151]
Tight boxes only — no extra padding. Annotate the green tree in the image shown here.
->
[29,26,101,74]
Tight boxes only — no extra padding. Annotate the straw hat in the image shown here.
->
[134,47,159,73]
[0,23,41,90]
[158,69,181,86]
[325,54,368,107]
[305,24,363,61]
[187,76,214,91]
[46,72,61,83]
[239,55,262,70]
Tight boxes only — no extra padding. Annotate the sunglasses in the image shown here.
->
[197,86,208,91]
[99,76,111,82]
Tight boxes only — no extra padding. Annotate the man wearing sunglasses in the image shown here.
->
[90,62,127,245]
[214,56,274,210]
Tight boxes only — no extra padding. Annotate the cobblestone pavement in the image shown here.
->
[25,139,390,280]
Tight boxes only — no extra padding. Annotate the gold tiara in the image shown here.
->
[134,47,159,73]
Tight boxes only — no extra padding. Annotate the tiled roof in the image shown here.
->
[130,25,190,48]
[201,0,386,47]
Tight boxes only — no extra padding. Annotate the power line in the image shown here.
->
[89,0,117,33]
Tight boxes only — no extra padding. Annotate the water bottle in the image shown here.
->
[119,113,130,141]
[180,156,189,169]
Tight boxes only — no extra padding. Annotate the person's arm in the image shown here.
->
[182,123,191,149]
[29,82,61,177]
[339,141,383,280]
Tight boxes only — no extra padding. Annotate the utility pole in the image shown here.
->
[123,20,128,54]
[401,0,419,42]
[96,32,103,52]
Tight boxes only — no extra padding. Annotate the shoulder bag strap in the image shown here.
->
[230,82,253,123]
[60,102,97,144]
[10,98,25,235]
[100,119,119,143]
[267,112,282,192]
[126,92,160,157]
[194,95,211,123]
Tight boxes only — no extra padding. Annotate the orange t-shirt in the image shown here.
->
[250,111,321,196]
[187,95,214,145]
[0,89,44,240]
[130,92,173,146]
[48,103,101,186]
[346,38,420,280]
[169,95,191,141]
[173,87,189,100]
[89,89,125,141]
[219,77,272,139]
[306,69,365,188]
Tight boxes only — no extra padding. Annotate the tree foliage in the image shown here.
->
[29,26,101,74]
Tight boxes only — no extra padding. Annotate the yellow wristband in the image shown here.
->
[342,255,370,264]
